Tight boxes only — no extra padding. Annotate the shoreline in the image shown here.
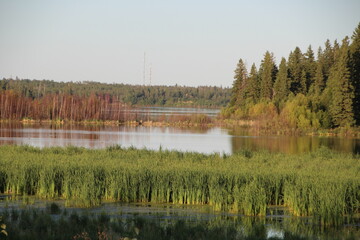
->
[0,118,359,137]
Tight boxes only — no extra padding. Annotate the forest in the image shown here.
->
[0,79,230,122]
[222,23,360,130]
[0,79,230,106]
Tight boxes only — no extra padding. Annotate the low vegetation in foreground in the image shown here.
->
[0,145,359,226]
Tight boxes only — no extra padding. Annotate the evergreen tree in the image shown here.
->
[322,39,335,83]
[300,69,308,94]
[229,59,248,108]
[314,61,325,95]
[288,47,304,94]
[349,22,360,125]
[260,51,277,100]
[274,58,290,103]
[304,45,317,93]
[326,37,355,127]
[245,63,260,104]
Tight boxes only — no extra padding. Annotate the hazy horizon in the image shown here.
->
[1,0,359,87]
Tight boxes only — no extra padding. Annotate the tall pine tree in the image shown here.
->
[304,45,317,93]
[349,22,360,125]
[322,39,335,84]
[260,51,277,100]
[274,58,290,104]
[288,47,304,94]
[229,59,248,108]
[326,37,355,127]
[245,63,259,104]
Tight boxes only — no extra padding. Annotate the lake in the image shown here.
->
[0,122,359,154]
[1,197,359,240]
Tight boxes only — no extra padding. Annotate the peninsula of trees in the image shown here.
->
[222,23,360,130]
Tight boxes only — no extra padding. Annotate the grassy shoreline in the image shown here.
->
[0,145,359,225]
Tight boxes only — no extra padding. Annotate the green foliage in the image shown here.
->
[0,145,359,226]
[273,58,290,105]
[0,79,231,108]
[260,51,277,100]
[228,59,248,112]
[280,94,320,129]
[224,22,360,129]
[325,37,355,127]
[350,23,360,125]
[288,47,304,94]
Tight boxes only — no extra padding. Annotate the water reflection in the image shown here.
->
[0,122,359,154]
[229,128,360,154]
[0,198,359,240]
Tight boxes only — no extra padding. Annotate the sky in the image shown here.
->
[0,0,359,87]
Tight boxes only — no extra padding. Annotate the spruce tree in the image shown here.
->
[349,22,360,125]
[304,45,317,93]
[274,58,290,103]
[314,62,325,95]
[327,37,355,127]
[229,59,247,108]
[288,47,304,94]
[245,63,259,104]
[322,39,335,83]
[260,51,277,100]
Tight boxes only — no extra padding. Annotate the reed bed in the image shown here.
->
[0,145,359,225]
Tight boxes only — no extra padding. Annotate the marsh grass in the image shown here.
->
[0,145,359,225]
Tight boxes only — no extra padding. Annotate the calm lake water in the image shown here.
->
[0,197,359,240]
[0,122,359,154]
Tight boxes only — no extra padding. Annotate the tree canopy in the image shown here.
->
[224,23,360,129]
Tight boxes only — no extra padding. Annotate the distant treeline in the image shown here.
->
[0,90,128,121]
[0,79,230,108]
[223,23,360,129]
[0,90,214,123]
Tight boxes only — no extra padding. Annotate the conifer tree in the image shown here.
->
[314,62,325,95]
[288,47,304,94]
[260,51,277,100]
[326,37,354,127]
[245,63,259,103]
[304,45,317,93]
[274,58,290,103]
[322,39,335,83]
[229,59,247,108]
[349,22,360,125]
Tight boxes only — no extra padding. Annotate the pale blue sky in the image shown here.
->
[0,0,359,87]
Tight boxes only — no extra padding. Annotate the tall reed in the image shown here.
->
[0,145,358,225]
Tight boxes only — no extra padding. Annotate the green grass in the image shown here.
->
[0,145,359,225]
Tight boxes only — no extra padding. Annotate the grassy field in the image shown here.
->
[0,145,359,225]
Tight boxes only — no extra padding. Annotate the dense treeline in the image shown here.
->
[0,79,230,107]
[0,145,359,225]
[223,23,360,130]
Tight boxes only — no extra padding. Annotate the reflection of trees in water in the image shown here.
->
[229,128,360,154]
